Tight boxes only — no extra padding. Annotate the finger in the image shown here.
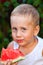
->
[6,62,11,65]
[12,62,18,65]
[0,62,4,65]
[4,60,12,65]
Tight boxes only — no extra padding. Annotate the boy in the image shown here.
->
[6,4,43,65]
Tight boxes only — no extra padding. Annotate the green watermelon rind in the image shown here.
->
[12,56,25,63]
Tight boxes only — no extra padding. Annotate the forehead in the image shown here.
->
[10,15,34,26]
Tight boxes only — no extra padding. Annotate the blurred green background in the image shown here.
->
[0,0,43,52]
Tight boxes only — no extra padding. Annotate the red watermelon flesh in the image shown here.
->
[1,48,25,63]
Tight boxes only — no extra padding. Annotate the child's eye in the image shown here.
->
[21,27,27,32]
[12,27,17,32]
[22,28,26,30]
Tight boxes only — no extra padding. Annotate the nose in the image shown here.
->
[16,30,21,37]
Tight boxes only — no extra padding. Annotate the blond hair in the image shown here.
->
[11,4,39,25]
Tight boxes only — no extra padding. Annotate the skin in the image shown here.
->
[10,15,40,54]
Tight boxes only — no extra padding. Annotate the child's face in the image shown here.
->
[11,15,39,46]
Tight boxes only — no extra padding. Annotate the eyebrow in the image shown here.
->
[20,27,28,30]
[11,27,17,29]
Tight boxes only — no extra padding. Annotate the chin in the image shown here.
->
[18,43,27,47]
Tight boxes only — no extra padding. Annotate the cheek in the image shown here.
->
[24,30,34,40]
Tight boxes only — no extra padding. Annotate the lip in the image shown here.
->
[16,39,24,43]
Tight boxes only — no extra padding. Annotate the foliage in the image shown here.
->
[0,0,43,52]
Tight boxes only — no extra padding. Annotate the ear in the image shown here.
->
[34,25,40,36]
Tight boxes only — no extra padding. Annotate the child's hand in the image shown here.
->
[0,60,18,65]
[4,60,18,65]
[4,62,17,65]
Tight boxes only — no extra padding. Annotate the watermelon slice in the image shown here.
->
[0,48,25,64]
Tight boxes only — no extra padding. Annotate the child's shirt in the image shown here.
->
[13,36,43,65]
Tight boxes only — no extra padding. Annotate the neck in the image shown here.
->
[19,37,38,55]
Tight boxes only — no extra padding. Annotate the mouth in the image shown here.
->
[16,39,24,43]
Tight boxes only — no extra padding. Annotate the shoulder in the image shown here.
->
[37,36,43,42]
[37,36,43,48]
